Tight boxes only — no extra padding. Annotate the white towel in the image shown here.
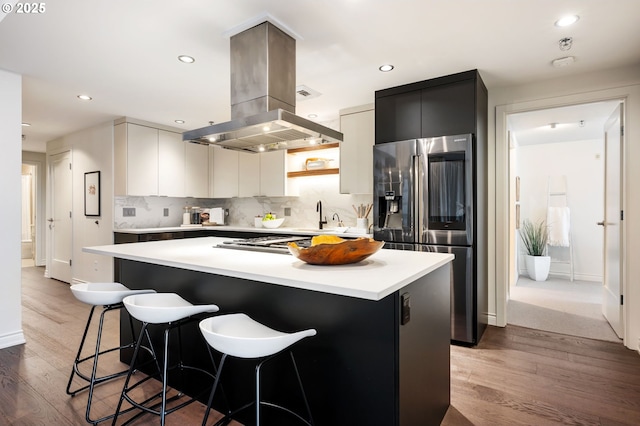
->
[547,207,570,246]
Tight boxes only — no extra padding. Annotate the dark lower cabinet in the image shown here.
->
[116,258,451,426]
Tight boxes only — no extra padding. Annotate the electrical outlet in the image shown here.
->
[123,207,136,217]
[284,207,291,216]
[163,208,169,217]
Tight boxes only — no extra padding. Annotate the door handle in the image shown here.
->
[597,221,605,226]
[47,218,54,222]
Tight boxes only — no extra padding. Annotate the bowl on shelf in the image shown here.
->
[287,235,384,265]
[261,217,285,229]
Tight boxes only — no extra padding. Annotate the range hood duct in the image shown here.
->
[183,21,342,153]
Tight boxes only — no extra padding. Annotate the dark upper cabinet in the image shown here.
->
[375,90,421,143]
[375,70,486,143]
[421,78,475,138]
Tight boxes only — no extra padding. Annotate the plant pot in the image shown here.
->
[525,255,551,281]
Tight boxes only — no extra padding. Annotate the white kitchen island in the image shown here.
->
[85,237,453,426]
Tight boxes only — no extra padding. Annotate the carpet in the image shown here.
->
[507,276,620,342]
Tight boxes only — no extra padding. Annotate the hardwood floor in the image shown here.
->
[2,266,640,425]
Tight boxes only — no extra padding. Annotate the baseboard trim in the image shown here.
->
[0,330,26,349]
[488,312,498,327]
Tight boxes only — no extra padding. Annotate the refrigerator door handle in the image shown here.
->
[413,154,421,242]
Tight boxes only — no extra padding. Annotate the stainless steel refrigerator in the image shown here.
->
[373,133,486,345]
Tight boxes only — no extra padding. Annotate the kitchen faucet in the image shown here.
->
[317,200,328,229]
[332,213,345,227]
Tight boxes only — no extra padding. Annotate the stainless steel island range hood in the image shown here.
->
[183,21,342,153]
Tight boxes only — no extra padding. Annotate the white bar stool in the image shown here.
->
[66,282,156,424]
[199,313,317,426]
[112,293,221,426]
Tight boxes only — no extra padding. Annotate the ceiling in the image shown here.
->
[1,0,639,153]
[508,100,621,146]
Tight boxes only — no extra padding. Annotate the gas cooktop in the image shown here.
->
[215,235,313,254]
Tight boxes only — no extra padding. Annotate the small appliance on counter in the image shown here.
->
[208,207,228,225]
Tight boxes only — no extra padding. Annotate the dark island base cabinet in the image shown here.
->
[116,258,451,426]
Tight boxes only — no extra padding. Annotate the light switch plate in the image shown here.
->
[163,208,169,217]
[123,207,136,217]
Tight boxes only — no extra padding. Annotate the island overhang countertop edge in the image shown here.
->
[83,237,454,301]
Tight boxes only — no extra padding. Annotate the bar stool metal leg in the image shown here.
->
[66,302,136,424]
[113,293,221,425]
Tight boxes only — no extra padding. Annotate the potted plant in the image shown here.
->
[519,219,550,281]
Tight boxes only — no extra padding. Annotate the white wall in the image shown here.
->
[0,69,25,349]
[490,63,640,351]
[516,139,604,281]
[47,121,115,283]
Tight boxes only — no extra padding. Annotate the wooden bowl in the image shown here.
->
[287,236,385,265]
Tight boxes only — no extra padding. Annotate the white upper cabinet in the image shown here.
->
[261,150,296,196]
[114,120,186,197]
[238,151,260,197]
[210,146,239,198]
[184,142,209,197]
[339,104,374,194]
[159,129,185,197]
[115,122,160,196]
[209,147,296,198]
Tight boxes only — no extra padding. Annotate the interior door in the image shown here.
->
[601,103,623,339]
[48,151,72,283]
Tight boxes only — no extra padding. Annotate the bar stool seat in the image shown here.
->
[112,293,220,426]
[199,313,317,426]
[66,282,156,424]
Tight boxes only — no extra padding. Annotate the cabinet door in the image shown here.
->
[185,142,209,197]
[340,107,374,194]
[421,79,475,137]
[114,123,127,196]
[158,130,185,197]
[375,90,421,143]
[238,151,260,197]
[210,146,239,198]
[127,123,159,196]
[259,150,287,196]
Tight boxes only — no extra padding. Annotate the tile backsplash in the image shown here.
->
[114,175,372,230]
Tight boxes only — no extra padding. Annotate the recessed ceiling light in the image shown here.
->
[379,64,394,72]
[175,119,185,124]
[21,122,31,127]
[555,15,579,27]
[77,94,92,101]
[178,55,195,63]
[308,114,318,119]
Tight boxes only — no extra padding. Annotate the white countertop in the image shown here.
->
[114,225,371,239]
[84,237,453,301]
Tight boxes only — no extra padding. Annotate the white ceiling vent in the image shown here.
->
[296,85,321,101]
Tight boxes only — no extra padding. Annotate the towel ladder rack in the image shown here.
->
[547,176,574,281]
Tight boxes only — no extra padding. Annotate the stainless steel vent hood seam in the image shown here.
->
[183,20,342,153]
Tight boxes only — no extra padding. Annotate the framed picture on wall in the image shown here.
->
[84,171,101,216]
